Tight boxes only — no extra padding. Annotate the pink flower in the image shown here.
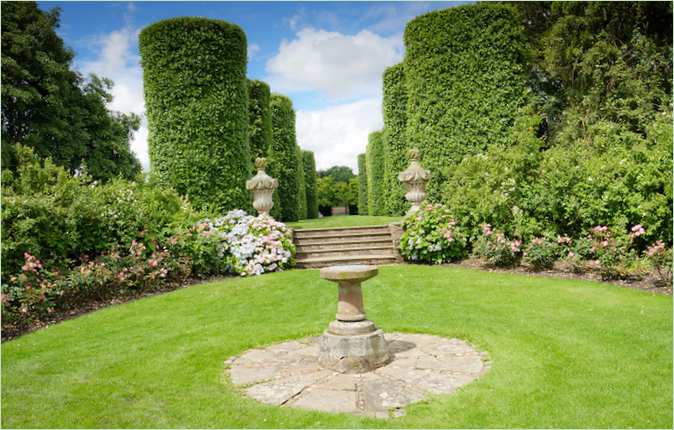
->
[601,241,608,247]
[47,309,52,313]
[568,252,575,258]
[21,308,27,313]
[595,260,600,265]
[590,246,597,253]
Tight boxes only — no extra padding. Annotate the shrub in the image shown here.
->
[646,240,673,287]
[268,94,301,222]
[139,17,252,213]
[522,237,559,271]
[473,223,523,267]
[586,225,648,280]
[296,145,308,220]
[382,63,410,216]
[366,130,387,216]
[247,79,273,163]
[404,3,527,203]
[302,150,319,219]
[211,210,295,276]
[399,203,468,264]
[357,153,369,216]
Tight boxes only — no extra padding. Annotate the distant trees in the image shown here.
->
[316,166,358,216]
[1,1,141,181]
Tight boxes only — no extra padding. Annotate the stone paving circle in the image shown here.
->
[226,332,491,418]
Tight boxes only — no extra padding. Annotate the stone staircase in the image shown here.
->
[292,225,401,269]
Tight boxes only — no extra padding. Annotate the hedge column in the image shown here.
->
[268,93,301,222]
[357,153,369,216]
[366,130,387,216]
[248,79,273,163]
[404,3,527,203]
[382,63,409,216]
[139,17,252,212]
[303,150,319,219]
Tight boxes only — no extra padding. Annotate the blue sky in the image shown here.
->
[39,1,469,171]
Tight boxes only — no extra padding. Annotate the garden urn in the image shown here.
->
[246,158,278,216]
[398,149,430,217]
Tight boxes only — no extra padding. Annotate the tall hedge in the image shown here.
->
[382,63,410,216]
[296,145,307,220]
[366,130,387,216]
[302,150,319,219]
[268,94,301,222]
[357,153,369,216]
[247,79,272,164]
[403,3,527,203]
[139,17,252,212]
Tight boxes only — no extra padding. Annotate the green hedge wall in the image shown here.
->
[366,130,387,216]
[268,93,301,222]
[357,153,369,215]
[403,3,527,203]
[296,145,307,220]
[139,17,252,212]
[382,63,410,216]
[302,150,319,219]
[247,79,272,164]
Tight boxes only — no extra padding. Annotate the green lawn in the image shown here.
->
[2,266,672,428]
[286,215,403,229]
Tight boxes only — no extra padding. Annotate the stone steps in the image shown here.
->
[293,225,399,269]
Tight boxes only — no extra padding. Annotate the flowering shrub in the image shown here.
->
[399,203,468,264]
[586,225,648,280]
[211,210,295,276]
[522,237,559,271]
[473,223,522,267]
[645,240,673,286]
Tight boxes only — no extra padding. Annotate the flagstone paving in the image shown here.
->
[226,332,491,418]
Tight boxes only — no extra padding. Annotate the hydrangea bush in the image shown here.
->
[399,203,468,264]
[208,210,295,276]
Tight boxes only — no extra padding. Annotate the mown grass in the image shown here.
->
[2,266,671,428]
[286,215,403,230]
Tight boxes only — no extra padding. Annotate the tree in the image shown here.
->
[357,153,369,215]
[1,1,141,181]
[317,165,355,183]
[302,150,319,219]
[316,176,336,216]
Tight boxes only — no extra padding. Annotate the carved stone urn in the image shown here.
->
[398,149,430,217]
[246,158,278,216]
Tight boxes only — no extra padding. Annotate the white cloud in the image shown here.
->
[248,43,260,60]
[265,28,403,100]
[76,26,148,170]
[296,98,384,172]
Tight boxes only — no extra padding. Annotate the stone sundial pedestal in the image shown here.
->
[318,265,390,374]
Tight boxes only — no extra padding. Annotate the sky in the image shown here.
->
[39,1,469,173]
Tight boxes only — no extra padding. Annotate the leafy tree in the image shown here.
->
[316,175,335,216]
[247,79,272,164]
[1,1,141,181]
[317,165,355,183]
[366,130,387,216]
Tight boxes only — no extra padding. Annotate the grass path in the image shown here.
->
[2,266,671,428]
[285,215,403,229]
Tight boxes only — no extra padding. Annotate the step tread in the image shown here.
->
[295,231,392,240]
[295,254,397,263]
[295,238,392,246]
[293,225,390,233]
[296,245,394,255]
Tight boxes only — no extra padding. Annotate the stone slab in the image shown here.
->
[362,378,426,413]
[291,389,358,414]
[245,371,331,406]
[411,373,474,395]
[375,366,430,383]
[230,365,281,386]
[320,374,356,391]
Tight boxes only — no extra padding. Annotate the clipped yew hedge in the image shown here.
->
[139,17,252,212]
[269,93,301,222]
[302,150,318,219]
[248,79,272,163]
[403,3,527,202]
[367,130,387,216]
[382,63,410,216]
[357,153,369,216]
[296,145,307,220]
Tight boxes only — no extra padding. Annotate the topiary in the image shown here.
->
[139,17,252,213]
